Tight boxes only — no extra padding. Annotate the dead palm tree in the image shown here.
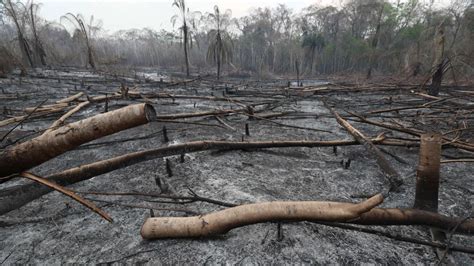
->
[28,0,46,66]
[61,13,101,69]
[171,0,200,77]
[2,0,34,68]
[206,5,233,80]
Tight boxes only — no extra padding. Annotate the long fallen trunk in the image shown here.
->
[140,197,473,239]
[141,194,384,239]
[0,103,156,179]
[0,137,404,215]
[326,105,403,192]
[355,208,474,235]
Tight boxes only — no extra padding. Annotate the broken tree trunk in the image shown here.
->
[0,103,156,180]
[141,194,384,239]
[428,26,445,96]
[326,105,403,192]
[414,133,442,211]
[411,133,446,258]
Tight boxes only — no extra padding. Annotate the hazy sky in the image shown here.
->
[38,0,452,33]
[38,0,336,33]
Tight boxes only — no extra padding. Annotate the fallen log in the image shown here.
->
[21,172,112,222]
[0,137,406,215]
[44,101,90,134]
[140,194,384,239]
[326,104,403,192]
[354,208,474,235]
[0,107,66,128]
[56,92,84,104]
[24,102,69,113]
[0,103,156,179]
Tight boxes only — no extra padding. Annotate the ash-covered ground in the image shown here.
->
[0,68,472,264]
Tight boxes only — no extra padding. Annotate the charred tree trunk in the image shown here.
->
[327,105,403,192]
[217,33,222,80]
[414,133,442,212]
[183,23,190,77]
[428,27,445,96]
[295,59,300,86]
[0,103,156,179]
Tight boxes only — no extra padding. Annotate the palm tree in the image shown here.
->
[301,32,325,75]
[171,0,200,77]
[206,5,233,80]
[61,13,101,69]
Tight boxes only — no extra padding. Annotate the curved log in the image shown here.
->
[140,194,384,239]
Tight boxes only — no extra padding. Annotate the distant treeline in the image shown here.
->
[0,0,473,79]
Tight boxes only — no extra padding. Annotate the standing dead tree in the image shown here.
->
[61,13,100,69]
[28,0,46,66]
[428,24,446,96]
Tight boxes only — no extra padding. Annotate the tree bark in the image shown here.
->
[0,103,156,179]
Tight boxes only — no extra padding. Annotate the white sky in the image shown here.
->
[38,0,453,33]
[38,0,337,33]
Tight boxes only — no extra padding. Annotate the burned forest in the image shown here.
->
[0,0,473,264]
